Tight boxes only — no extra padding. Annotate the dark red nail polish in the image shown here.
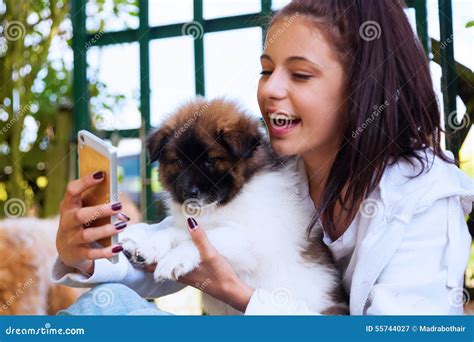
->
[115,221,127,230]
[93,171,105,179]
[111,202,122,211]
[112,245,123,253]
[187,217,198,229]
[119,212,130,221]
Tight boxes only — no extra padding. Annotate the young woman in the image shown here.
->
[53,0,474,315]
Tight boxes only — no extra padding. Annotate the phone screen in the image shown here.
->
[78,139,113,248]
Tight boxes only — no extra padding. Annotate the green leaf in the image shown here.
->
[466,20,474,28]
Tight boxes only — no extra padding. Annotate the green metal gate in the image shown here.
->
[71,0,469,222]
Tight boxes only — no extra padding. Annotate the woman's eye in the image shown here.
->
[260,70,272,76]
[292,73,312,81]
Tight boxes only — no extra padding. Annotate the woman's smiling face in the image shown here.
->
[257,17,347,157]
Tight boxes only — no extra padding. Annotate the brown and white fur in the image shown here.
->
[121,97,348,315]
[0,217,81,315]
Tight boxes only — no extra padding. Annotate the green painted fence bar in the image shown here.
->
[194,0,205,97]
[137,0,154,222]
[438,0,460,156]
[406,0,430,54]
[71,0,89,136]
[71,0,88,178]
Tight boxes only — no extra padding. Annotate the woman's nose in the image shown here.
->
[259,71,287,101]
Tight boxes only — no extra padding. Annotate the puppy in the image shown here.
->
[121,97,348,315]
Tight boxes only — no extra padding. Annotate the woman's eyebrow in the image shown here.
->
[286,56,322,70]
[260,54,322,71]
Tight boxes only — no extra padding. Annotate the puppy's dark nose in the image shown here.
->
[184,185,200,199]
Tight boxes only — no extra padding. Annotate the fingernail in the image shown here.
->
[112,245,123,253]
[111,202,122,211]
[93,171,105,179]
[187,217,198,230]
[119,212,130,221]
[115,221,127,230]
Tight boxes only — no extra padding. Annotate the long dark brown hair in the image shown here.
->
[268,0,452,234]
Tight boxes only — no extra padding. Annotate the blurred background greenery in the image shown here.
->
[0,0,139,217]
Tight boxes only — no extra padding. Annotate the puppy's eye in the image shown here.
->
[205,157,220,167]
[171,158,184,166]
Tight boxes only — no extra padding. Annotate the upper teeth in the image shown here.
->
[269,113,299,121]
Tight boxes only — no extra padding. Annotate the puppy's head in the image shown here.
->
[148,97,268,205]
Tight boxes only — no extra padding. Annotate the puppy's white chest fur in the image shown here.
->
[121,162,344,315]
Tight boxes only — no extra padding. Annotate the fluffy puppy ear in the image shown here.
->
[218,125,262,159]
[147,128,171,163]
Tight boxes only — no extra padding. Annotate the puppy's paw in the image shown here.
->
[153,242,201,281]
[119,224,172,269]
[121,240,158,268]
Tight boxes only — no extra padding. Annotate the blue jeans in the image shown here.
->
[57,283,171,315]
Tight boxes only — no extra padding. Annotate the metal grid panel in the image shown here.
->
[70,0,462,222]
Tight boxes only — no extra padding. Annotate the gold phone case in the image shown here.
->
[77,131,118,256]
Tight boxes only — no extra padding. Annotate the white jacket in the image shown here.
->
[52,150,474,315]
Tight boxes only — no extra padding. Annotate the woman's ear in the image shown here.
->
[146,128,171,163]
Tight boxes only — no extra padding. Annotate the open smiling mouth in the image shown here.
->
[268,111,302,135]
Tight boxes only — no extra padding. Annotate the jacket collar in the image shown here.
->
[378,149,474,223]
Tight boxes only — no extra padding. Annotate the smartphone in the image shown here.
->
[78,130,119,264]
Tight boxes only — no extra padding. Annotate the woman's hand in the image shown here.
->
[145,218,254,313]
[56,171,129,276]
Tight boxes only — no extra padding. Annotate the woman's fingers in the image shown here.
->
[62,171,105,208]
[79,222,126,244]
[80,244,123,260]
[186,218,218,261]
[74,202,123,227]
